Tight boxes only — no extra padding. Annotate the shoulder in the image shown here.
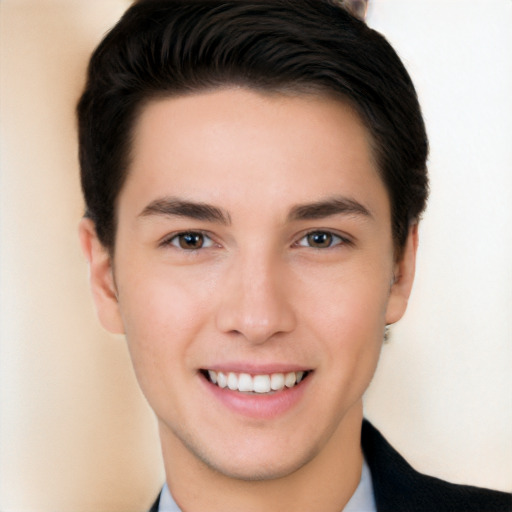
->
[361,420,511,512]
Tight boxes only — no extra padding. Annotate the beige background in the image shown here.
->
[1,1,511,511]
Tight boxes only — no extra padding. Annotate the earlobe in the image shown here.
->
[78,218,125,334]
[385,223,419,325]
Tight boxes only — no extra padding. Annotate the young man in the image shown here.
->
[77,1,511,510]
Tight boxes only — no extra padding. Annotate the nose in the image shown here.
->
[215,250,297,345]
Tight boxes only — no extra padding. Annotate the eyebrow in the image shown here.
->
[139,195,371,225]
[288,196,372,222]
[139,197,231,225]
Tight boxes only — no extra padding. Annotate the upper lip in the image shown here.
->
[201,363,312,374]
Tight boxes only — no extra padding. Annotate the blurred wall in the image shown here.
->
[0,1,510,511]
[364,0,512,494]
[0,2,165,512]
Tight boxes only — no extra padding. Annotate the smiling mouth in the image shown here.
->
[201,370,311,394]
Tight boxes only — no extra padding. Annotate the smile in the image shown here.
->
[204,370,309,394]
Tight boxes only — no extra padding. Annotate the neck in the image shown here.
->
[160,403,364,512]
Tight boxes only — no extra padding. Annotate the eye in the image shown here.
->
[168,231,215,250]
[297,231,346,249]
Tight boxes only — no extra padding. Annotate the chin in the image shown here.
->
[204,455,311,482]
[182,432,323,482]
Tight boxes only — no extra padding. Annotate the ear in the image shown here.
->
[78,218,125,334]
[385,223,419,325]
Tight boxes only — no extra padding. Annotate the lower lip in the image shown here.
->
[201,373,311,420]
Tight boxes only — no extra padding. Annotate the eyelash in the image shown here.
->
[161,230,351,251]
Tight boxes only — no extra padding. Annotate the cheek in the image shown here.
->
[301,267,390,380]
[299,263,391,336]
[119,263,215,331]
[317,292,386,411]
[116,269,215,381]
[318,293,385,371]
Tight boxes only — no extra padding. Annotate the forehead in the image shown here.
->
[120,88,389,222]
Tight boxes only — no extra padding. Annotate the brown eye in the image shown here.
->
[170,232,208,250]
[297,231,346,249]
[307,231,333,248]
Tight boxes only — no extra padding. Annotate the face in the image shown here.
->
[80,88,416,482]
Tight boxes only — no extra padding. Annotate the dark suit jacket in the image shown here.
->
[360,420,511,511]
[149,420,511,511]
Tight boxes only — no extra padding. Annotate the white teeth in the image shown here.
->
[217,371,227,388]
[207,370,307,393]
[238,373,253,392]
[284,372,296,388]
[227,372,238,390]
[270,373,285,390]
[253,375,271,393]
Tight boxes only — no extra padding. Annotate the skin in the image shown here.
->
[79,88,418,511]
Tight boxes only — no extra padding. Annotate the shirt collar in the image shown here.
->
[157,458,376,512]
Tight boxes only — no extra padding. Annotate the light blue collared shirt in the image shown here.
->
[158,458,376,512]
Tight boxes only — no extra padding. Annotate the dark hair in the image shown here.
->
[77,0,428,253]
